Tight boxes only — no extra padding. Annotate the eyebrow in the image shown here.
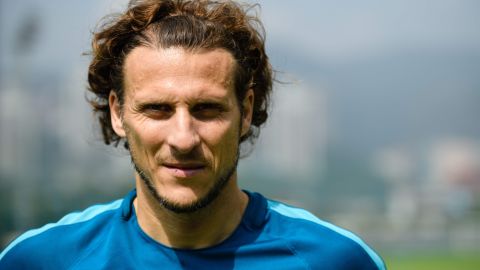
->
[133,93,231,104]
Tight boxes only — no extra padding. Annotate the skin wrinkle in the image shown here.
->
[131,141,239,214]
[87,1,273,149]
[109,46,253,248]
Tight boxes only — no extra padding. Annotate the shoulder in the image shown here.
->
[0,199,123,269]
[265,199,386,270]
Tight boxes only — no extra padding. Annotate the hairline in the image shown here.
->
[117,43,247,111]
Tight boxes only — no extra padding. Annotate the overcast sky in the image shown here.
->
[1,0,479,72]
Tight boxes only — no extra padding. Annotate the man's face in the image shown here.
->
[109,47,253,213]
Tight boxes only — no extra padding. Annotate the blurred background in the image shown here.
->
[1,0,479,268]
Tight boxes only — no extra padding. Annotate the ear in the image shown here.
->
[241,89,254,137]
[109,91,126,137]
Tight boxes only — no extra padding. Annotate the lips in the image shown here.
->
[163,162,206,178]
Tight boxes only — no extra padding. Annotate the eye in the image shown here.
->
[141,103,173,119]
[191,103,225,120]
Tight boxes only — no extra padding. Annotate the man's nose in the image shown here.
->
[166,110,200,153]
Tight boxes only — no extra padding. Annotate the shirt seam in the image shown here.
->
[67,208,122,269]
[267,202,385,269]
[67,233,106,269]
[282,239,313,270]
[261,228,312,270]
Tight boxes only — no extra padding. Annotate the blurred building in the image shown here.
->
[373,138,480,251]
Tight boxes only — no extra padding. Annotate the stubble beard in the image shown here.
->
[129,144,240,214]
[124,106,245,214]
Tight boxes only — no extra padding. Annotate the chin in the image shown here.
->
[151,183,219,213]
[134,158,236,213]
[160,186,206,204]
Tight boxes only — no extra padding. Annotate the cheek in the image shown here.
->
[198,121,240,155]
[125,118,165,150]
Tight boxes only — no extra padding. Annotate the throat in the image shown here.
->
[134,183,249,249]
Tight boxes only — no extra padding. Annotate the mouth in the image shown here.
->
[163,162,206,178]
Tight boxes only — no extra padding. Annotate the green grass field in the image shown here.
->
[384,253,480,270]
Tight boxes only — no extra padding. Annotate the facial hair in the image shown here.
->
[125,108,244,214]
[131,150,239,214]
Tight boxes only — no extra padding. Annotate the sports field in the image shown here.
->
[384,253,480,270]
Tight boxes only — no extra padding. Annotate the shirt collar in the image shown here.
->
[121,189,137,220]
[120,188,268,229]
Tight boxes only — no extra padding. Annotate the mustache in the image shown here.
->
[160,147,208,164]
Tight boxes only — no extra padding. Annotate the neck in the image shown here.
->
[134,174,248,249]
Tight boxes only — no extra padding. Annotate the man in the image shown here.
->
[0,0,385,269]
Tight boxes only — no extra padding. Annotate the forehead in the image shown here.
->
[122,46,237,97]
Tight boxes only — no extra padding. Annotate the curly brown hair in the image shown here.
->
[87,0,272,148]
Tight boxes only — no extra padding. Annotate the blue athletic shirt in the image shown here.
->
[0,190,386,269]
